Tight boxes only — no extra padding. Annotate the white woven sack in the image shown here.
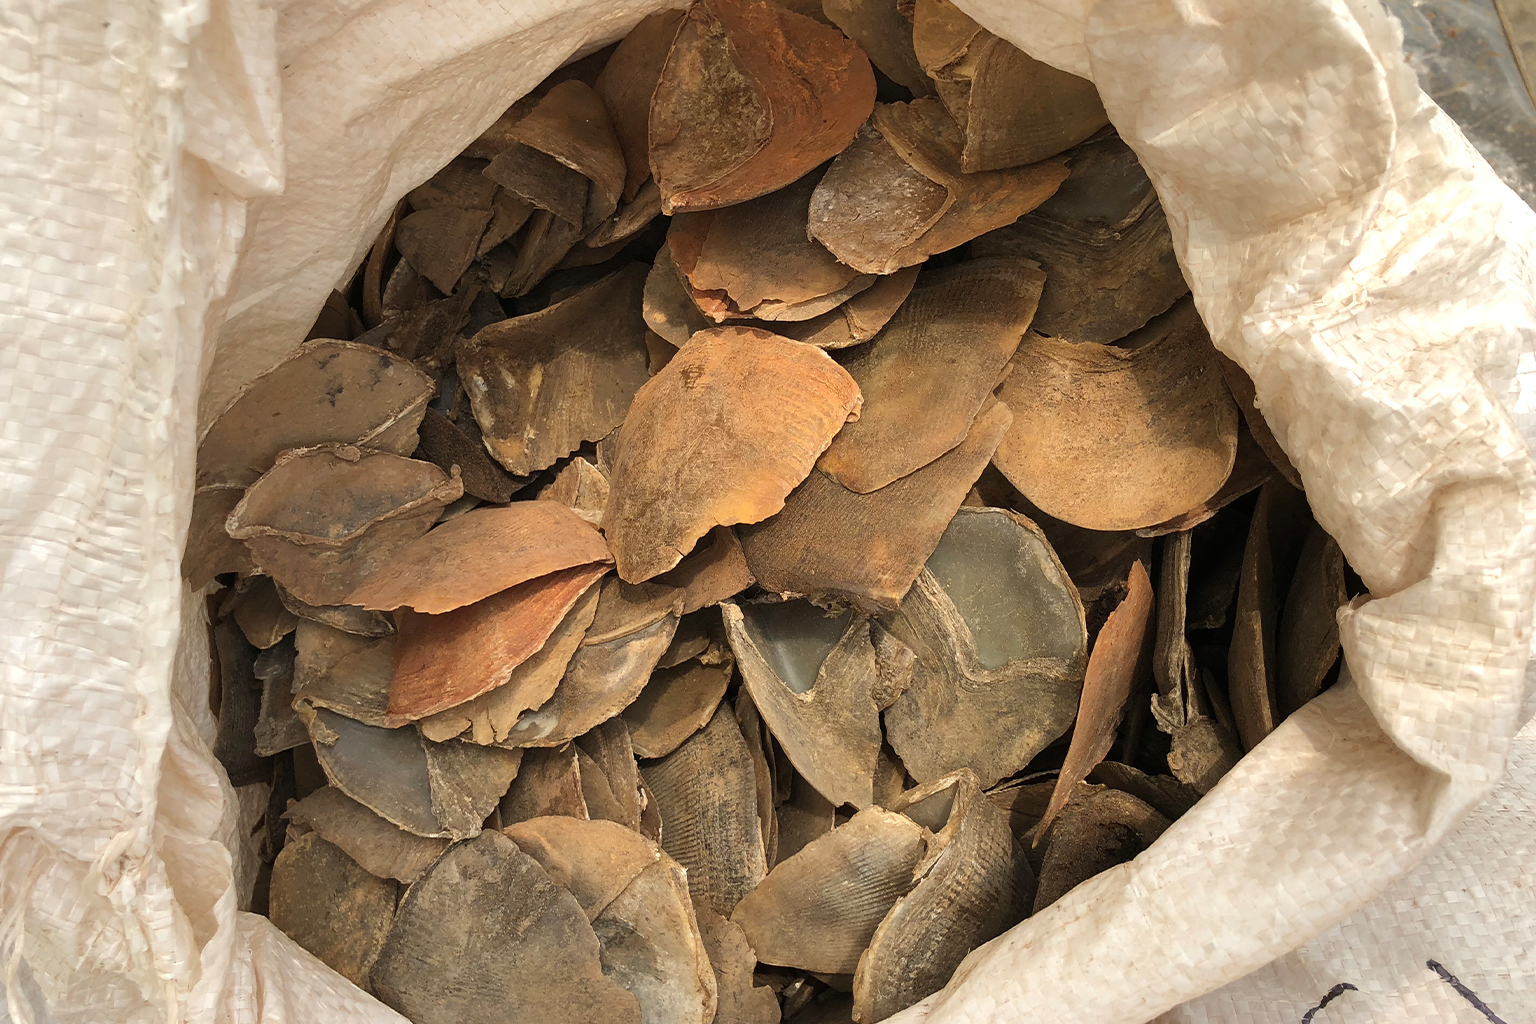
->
[1158,709,1536,1022]
[0,0,1531,1022]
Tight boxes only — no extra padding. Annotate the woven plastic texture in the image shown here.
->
[0,0,1531,1022]
[1159,708,1536,1022]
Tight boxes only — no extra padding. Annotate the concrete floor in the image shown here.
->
[1389,0,1536,205]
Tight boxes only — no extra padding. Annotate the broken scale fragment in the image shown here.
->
[394,206,492,295]
[1275,521,1346,719]
[503,816,660,921]
[593,856,720,1024]
[292,619,394,726]
[1036,560,1153,837]
[695,910,781,1024]
[654,527,755,614]
[414,406,519,504]
[1033,786,1169,913]
[1150,531,1243,793]
[577,719,648,831]
[823,0,932,97]
[229,575,297,650]
[252,639,306,757]
[407,155,498,210]
[500,745,592,824]
[1227,479,1313,751]
[184,484,254,588]
[539,457,611,526]
[484,79,625,232]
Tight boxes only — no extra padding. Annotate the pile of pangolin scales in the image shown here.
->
[191,2,1352,1022]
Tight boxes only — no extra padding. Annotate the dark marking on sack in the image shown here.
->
[1427,960,1508,1023]
[1300,982,1357,1022]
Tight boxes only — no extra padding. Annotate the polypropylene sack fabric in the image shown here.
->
[1158,708,1536,1023]
[0,2,1531,1024]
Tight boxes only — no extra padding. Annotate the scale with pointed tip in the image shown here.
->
[723,599,888,809]
[371,833,643,1024]
[299,705,519,840]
